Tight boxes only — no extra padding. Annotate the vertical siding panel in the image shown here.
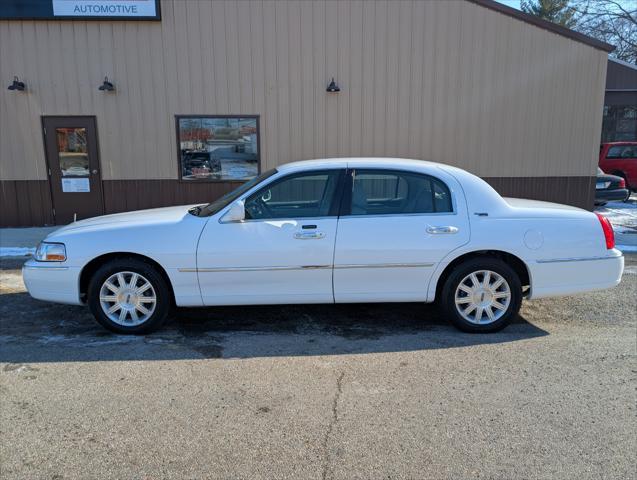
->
[445,0,462,165]
[384,0,400,157]
[458,3,480,173]
[224,0,241,114]
[372,1,388,156]
[198,0,216,115]
[325,0,339,158]
[337,0,351,157]
[249,0,266,163]
[275,0,290,164]
[17,21,44,179]
[148,15,171,178]
[262,0,279,170]
[299,0,315,159]
[360,0,375,157]
[72,22,91,115]
[185,1,204,113]
[237,0,254,114]
[124,22,147,178]
[395,1,412,159]
[407,0,424,160]
[287,0,303,161]
[110,22,128,179]
[348,1,363,158]
[211,1,229,113]
[312,1,326,159]
[428,0,445,163]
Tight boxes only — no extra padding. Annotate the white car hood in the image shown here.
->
[48,205,201,238]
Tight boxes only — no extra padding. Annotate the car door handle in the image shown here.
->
[294,232,325,240]
[426,225,459,235]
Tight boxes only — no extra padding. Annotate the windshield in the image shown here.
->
[194,169,277,217]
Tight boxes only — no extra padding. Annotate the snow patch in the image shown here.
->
[0,247,35,257]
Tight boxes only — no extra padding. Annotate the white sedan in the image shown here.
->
[23,158,624,334]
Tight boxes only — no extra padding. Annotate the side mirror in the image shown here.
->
[220,200,245,223]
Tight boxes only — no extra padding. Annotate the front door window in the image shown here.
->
[244,170,341,220]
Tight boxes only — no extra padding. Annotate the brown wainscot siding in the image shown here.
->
[0,176,595,227]
[102,180,245,214]
[0,181,55,227]
[483,176,595,211]
[104,177,596,215]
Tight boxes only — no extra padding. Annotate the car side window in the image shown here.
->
[244,170,341,220]
[350,169,452,216]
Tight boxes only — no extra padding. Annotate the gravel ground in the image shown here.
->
[1,256,636,480]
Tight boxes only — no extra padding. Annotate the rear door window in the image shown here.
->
[349,169,453,216]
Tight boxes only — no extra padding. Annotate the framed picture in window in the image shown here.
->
[176,115,260,181]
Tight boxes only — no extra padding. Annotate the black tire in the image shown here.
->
[87,258,171,334]
[440,257,522,333]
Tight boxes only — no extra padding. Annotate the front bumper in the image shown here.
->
[22,259,82,305]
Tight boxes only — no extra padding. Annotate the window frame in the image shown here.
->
[241,168,347,222]
[175,114,261,183]
[339,168,456,218]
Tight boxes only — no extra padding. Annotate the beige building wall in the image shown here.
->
[1,0,608,183]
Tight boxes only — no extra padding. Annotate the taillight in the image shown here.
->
[618,178,626,189]
[595,213,615,249]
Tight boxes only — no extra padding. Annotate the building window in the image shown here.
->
[602,106,637,142]
[176,115,259,181]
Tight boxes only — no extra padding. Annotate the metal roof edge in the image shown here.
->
[468,0,615,53]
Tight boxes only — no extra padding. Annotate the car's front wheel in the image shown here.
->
[440,258,522,333]
[87,258,171,334]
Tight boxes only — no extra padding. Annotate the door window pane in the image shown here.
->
[245,171,340,220]
[57,128,89,177]
[350,170,452,215]
[177,116,259,181]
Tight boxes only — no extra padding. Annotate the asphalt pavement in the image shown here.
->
[1,256,636,479]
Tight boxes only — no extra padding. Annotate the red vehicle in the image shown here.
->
[599,142,637,191]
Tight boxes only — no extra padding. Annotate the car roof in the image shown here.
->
[277,157,449,173]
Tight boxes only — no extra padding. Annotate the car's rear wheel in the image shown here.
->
[88,258,171,334]
[440,258,522,333]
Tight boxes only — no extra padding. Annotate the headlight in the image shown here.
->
[34,242,66,262]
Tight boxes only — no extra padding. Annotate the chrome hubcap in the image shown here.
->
[99,271,156,326]
[454,270,511,325]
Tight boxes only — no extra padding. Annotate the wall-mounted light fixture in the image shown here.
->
[326,77,340,93]
[7,76,26,91]
[98,76,115,92]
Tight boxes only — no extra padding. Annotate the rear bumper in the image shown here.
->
[22,260,82,305]
[595,188,630,203]
[529,251,624,299]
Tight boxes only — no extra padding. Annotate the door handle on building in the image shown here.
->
[294,232,325,240]
[426,225,459,235]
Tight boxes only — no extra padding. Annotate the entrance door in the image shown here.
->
[43,116,104,224]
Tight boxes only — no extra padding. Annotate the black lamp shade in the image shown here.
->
[99,76,115,91]
[8,76,25,91]
[326,78,340,93]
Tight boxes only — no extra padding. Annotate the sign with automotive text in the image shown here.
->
[0,0,160,20]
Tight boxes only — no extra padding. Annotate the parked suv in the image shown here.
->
[599,142,637,191]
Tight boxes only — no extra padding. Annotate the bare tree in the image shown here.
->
[522,0,636,64]
[572,0,636,64]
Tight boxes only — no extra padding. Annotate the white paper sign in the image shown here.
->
[52,0,158,17]
[62,178,90,193]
